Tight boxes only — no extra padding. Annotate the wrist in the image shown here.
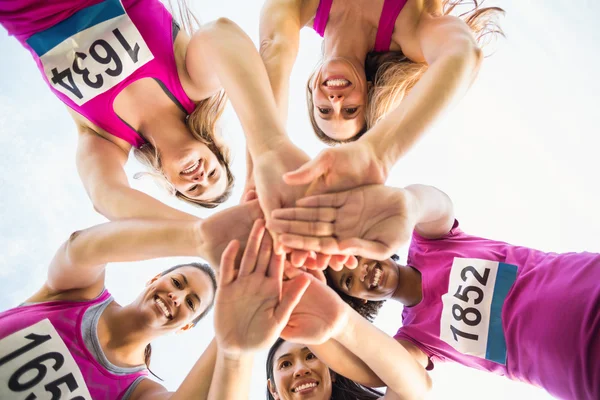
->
[400,186,423,225]
[363,135,392,180]
[331,304,353,344]
[193,219,208,258]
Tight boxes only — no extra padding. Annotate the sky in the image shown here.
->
[1,0,599,398]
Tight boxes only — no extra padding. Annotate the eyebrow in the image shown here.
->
[277,347,310,361]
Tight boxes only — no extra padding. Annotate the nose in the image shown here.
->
[358,263,369,282]
[167,292,181,307]
[294,365,311,378]
[328,94,343,103]
[192,170,207,184]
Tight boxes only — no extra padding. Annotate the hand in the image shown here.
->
[197,200,263,269]
[281,275,349,344]
[268,185,417,260]
[214,220,310,357]
[283,140,387,196]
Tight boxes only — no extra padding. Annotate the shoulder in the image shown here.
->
[128,377,170,400]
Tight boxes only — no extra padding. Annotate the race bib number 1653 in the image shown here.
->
[439,258,517,365]
[0,319,92,400]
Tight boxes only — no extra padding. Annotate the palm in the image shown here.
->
[214,275,283,353]
[200,200,263,268]
[281,277,347,344]
[287,141,387,196]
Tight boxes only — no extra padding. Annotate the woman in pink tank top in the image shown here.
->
[0,0,310,222]
[0,198,272,399]
[259,0,503,195]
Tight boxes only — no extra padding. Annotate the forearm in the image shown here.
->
[365,48,482,175]
[259,39,298,122]
[309,338,383,387]
[166,339,218,400]
[404,184,454,237]
[334,309,431,399]
[68,219,204,267]
[92,184,197,221]
[189,19,288,155]
[207,350,254,400]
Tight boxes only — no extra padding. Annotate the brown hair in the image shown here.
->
[307,0,505,145]
[133,0,234,208]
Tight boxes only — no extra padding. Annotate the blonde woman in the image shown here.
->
[260,0,502,194]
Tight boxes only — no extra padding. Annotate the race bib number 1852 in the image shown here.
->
[439,258,517,365]
[0,319,92,400]
[26,0,154,105]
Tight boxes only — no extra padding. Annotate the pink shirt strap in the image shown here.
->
[313,0,333,37]
[374,0,408,52]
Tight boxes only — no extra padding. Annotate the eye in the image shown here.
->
[209,169,216,178]
[172,278,182,289]
[344,107,358,114]
[306,352,317,361]
[188,185,198,194]
[345,276,353,290]
[186,298,195,311]
[278,360,292,370]
[317,107,330,114]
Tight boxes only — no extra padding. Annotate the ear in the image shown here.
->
[362,299,368,304]
[176,323,194,334]
[146,274,161,287]
[267,379,280,400]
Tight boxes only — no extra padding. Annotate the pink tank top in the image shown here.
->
[0,0,196,147]
[313,0,408,52]
[0,290,148,400]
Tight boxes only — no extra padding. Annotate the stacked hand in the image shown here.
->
[268,185,417,261]
[214,219,352,356]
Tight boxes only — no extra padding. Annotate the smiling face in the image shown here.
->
[311,58,368,142]
[328,257,400,302]
[160,142,229,202]
[138,265,216,333]
[269,342,333,400]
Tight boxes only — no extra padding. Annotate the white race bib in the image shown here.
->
[0,319,92,400]
[439,258,517,365]
[27,0,154,105]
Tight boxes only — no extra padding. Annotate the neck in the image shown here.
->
[142,110,190,151]
[322,9,374,64]
[391,264,422,307]
[101,303,159,367]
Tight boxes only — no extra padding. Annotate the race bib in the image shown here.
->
[0,319,92,400]
[26,0,154,105]
[439,258,517,365]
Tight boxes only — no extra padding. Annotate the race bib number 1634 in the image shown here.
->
[0,319,92,400]
[439,258,517,365]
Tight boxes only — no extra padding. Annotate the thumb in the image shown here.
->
[274,275,311,324]
[283,155,330,187]
[241,189,257,203]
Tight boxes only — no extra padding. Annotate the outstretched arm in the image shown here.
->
[365,15,483,175]
[77,128,196,221]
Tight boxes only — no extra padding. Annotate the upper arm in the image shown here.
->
[76,129,130,214]
[128,379,171,400]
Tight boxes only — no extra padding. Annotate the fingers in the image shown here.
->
[306,268,326,284]
[295,191,349,208]
[271,207,337,224]
[268,218,335,237]
[254,230,274,275]
[279,234,349,255]
[282,154,329,186]
[314,253,332,270]
[241,189,257,203]
[219,240,241,286]
[238,219,266,277]
[290,250,310,267]
[338,238,392,260]
[275,275,311,324]
[328,254,347,271]
[268,245,287,281]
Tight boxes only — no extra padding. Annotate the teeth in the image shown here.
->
[324,78,350,87]
[182,161,199,174]
[371,268,382,288]
[155,297,172,319]
[292,382,317,392]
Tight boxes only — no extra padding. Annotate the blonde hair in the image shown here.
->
[307,0,505,145]
[133,0,234,208]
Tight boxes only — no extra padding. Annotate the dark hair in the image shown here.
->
[144,262,217,373]
[266,338,383,400]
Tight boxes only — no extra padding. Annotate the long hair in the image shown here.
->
[133,0,234,208]
[143,262,217,376]
[307,0,505,145]
[266,338,383,400]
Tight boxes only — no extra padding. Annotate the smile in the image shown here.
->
[154,295,173,319]
[323,78,351,88]
[181,160,201,175]
[369,266,383,290]
[291,380,318,393]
